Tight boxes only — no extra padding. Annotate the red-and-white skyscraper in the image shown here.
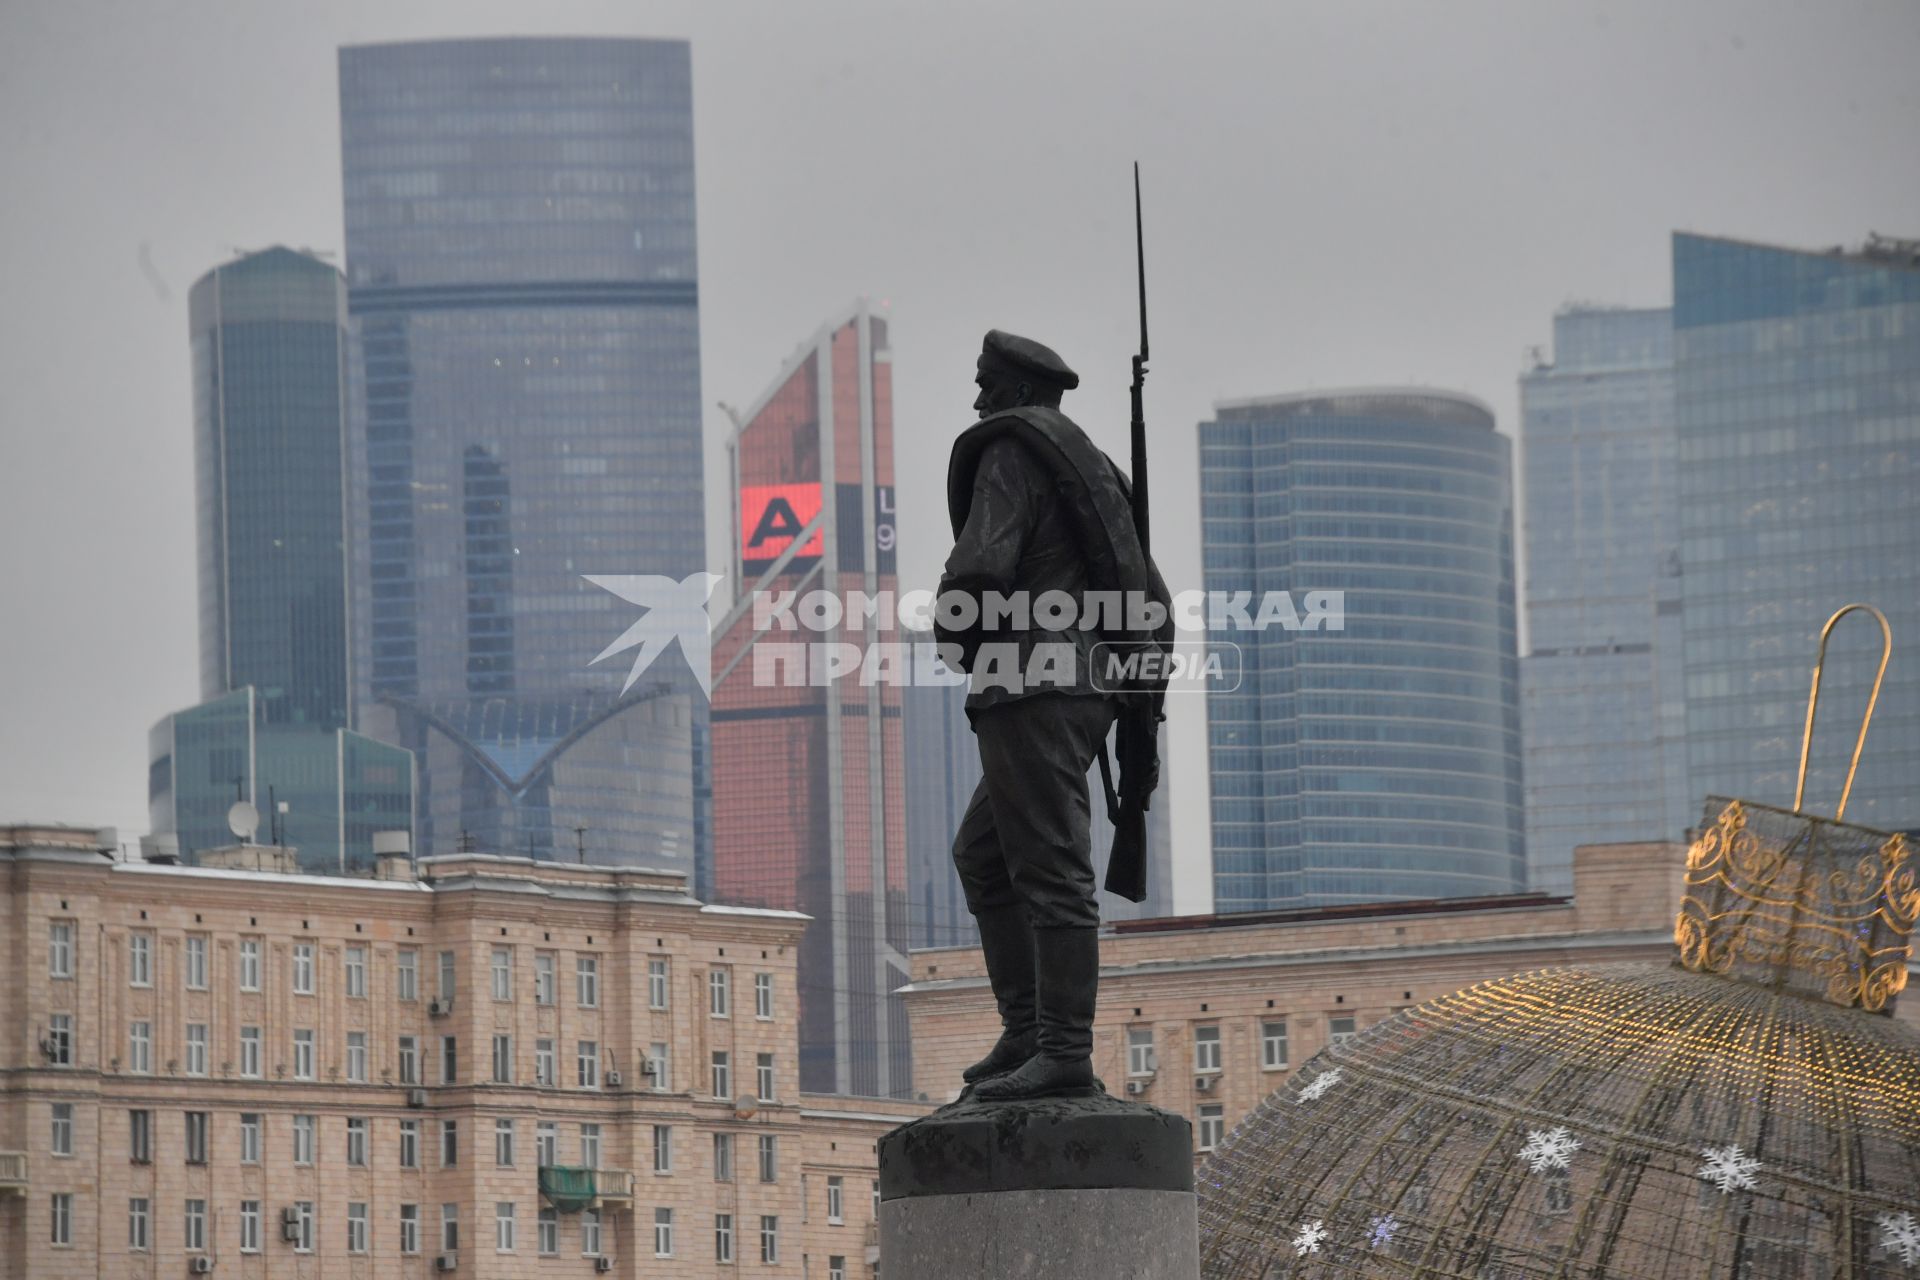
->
[710,301,909,1097]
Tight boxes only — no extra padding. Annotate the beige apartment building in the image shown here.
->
[0,824,924,1279]
[907,839,1920,1155]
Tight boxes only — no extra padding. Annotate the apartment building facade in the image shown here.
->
[0,824,919,1278]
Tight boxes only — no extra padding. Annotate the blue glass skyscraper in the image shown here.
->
[1672,232,1920,832]
[1519,308,1690,893]
[1199,390,1525,912]
[338,38,708,868]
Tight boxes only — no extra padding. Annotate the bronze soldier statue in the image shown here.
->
[937,329,1170,1101]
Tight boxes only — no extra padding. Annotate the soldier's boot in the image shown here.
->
[972,925,1098,1101]
[960,906,1039,1084]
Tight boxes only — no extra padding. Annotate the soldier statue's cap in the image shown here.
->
[979,329,1079,391]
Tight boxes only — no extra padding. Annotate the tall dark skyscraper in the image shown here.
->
[150,247,414,872]
[338,38,708,869]
[1199,389,1524,912]
[1519,307,1689,893]
[1672,232,1920,831]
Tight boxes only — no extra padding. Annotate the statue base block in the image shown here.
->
[878,1090,1198,1279]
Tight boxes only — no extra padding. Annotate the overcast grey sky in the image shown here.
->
[2,0,1915,912]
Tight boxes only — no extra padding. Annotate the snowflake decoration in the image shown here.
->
[1516,1126,1582,1174]
[1295,1067,1344,1104]
[1877,1211,1920,1267]
[1368,1214,1399,1249]
[1292,1220,1329,1256]
[1695,1144,1762,1194]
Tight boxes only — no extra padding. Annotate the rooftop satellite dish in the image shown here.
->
[227,801,260,843]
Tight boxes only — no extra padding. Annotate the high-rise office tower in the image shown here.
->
[150,247,414,871]
[1518,308,1689,893]
[1672,232,1920,831]
[709,301,908,1097]
[1199,389,1524,912]
[338,39,708,869]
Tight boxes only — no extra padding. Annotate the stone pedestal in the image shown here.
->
[878,1091,1199,1279]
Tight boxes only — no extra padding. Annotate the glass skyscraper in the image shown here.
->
[1673,232,1920,832]
[338,38,708,869]
[1199,390,1525,912]
[1519,308,1690,893]
[150,247,415,873]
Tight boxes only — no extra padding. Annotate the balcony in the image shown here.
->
[0,1151,25,1194]
[538,1167,634,1213]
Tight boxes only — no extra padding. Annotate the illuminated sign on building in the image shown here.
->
[740,482,824,570]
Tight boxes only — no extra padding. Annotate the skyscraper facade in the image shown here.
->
[338,38,708,869]
[709,302,909,1097]
[149,247,414,873]
[1672,232,1920,831]
[1519,307,1689,893]
[1199,389,1524,913]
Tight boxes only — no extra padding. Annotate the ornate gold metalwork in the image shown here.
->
[1793,602,1892,821]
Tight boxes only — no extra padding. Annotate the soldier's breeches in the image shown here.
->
[951,693,1117,930]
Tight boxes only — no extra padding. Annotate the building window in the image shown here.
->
[580,1124,601,1169]
[755,972,774,1019]
[441,1119,459,1167]
[347,1031,368,1082]
[343,946,366,998]
[1261,1020,1289,1070]
[1197,1104,1225,1151]
[44,1012,72,1066]
[1194,1025,1222,1073]
[535,1038,554,1086]
[48,921,74,978]
[654,1207,675,1256]
[184,1023,208,1076]
[240,1025,262,1077]
[492,1034,513,1083]
[399,1118,419,1168]
[760,1215,780,1263]
[128,1020,151,1074]
[398,1034,418,1085]
[292,942,314,995]
[495,1118,515,1167]
[51,1192,72,1246]
[441,1203,459,1254]
[758,1133,778,1183]
[238,938,261,991]
[714,1213,734,1262]
[1128,1026,1156,1076]
[709,967,730,1017]
[185,1111,209,1164]
[831,1255,847,1280]
[711,1050,731,1098]
[183,1197,211,1253]
[437,950,456,1002]
[129,1109,151,1163]
[577,1041,599,1089]
[491,947,512,1001]
[128,1196,150,1250]
[713,1132,734,1182]
[128,932,152,987]
[534,952,555,1005]
[648,956,669,1009]
[536,1122,557,1167]
[653,1124,673,1174]
[827,1175,845,1224]
[581,1209,602,1257]
[648,1042,670,1091]
[239,1113,260,1164]
[576,954,599,1007]
[347,1117,368,1166]
[756,1052,776,1102]
[348,1202,369,1254]
[538,1207,559,1255]
[293,1201,315,1252]
[399,1204,419,1254]
[184,935,208,990]
[1329,1015,1357,1047]
[292,1115,315,1165]
[293,1028,315,1079]
[396,947,418,1001]
[50,1102,73,1155]
[440,1035,458,1084]
[496,1202,516,1252]
[239,1200,260,1252]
